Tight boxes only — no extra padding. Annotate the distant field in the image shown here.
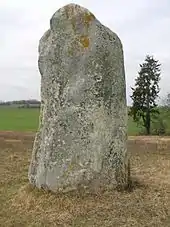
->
[0,107,170,135]
[0,108,39,132]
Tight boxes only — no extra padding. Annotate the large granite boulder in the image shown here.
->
[28,3,129,192]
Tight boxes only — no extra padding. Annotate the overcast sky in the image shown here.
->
[0,0,170,104]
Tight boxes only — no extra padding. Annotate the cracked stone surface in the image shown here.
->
[28,3,129,193]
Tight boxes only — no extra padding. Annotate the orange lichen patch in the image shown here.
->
[67,35,90,57]
[83,12,95,26]
[79,35,90,48]
[63,4,95,31]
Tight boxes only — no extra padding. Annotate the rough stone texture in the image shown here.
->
[28,3,129,192]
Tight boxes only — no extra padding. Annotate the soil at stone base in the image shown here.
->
[1,131,170,227]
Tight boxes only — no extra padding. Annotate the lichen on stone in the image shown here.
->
[83,12,95,26]
[67,35,90,56]
[63,4,95,32]
[78,35,90,48]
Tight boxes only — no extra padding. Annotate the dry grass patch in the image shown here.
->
[1,134,170,226]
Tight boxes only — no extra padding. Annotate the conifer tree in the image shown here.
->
[129,55,161,134]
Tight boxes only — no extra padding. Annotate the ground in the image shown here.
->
[1,131,170,227]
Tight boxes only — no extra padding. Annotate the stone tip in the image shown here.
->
[50,3,96,32]
[52,3,96,21]
[59,3,91,13]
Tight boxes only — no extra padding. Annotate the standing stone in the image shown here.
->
[28,3,129,192]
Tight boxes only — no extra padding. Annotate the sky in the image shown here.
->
[0,0,170,104]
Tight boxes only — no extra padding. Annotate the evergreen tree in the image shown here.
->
[129,55,161,135]
[165,93,170,107]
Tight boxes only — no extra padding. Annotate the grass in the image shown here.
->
[1,107,170,135]
[0,108,39,131]
[1,133,170,226]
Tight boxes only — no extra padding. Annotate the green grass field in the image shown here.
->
[0,108,40,132]
[0,107,170,135]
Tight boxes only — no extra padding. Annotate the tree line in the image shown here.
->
[0,99,41,108]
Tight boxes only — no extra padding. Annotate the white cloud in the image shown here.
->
[0,0,170,104]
